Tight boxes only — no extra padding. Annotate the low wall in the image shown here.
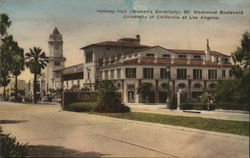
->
[62,91,97,107]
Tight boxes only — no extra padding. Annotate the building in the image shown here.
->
[46,29,232,104]
[45,27,65,92]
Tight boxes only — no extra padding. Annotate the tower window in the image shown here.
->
[54,62,60,66]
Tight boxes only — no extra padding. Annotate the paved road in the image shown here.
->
[0,102,249,158]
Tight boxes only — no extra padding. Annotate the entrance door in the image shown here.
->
[127,91,135,103]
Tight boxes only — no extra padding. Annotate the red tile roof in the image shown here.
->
[169,49,230,57]
[81,41,149,49]
[123,57,232,67]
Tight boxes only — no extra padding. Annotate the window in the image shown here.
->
[222,70,226,77]
[160,68,170,79]
[178,55,186,59]
[104,70,108,80]
[208,70,217,79]
[193,55,201,59]
[117,69,121,79]
[99,71,103,80]
[85,50,93,63]
[54,62,60,66]
[110,70,114,79]
[162,54,170,58]
[125,68,136,78]
[194,83,202,89]
[143,68,154,79]
[229,70,232,77]
[193,69,202,79]
[222,58,229,63]
[146,53,155,57]
[177,69,187,79]
[178,83,186,88]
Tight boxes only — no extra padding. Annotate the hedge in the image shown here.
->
[64,102,97,112]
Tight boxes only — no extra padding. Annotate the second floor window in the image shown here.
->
[193,69,202,79]
[222,70,226,77]
[160,68,170,79]
[85,50,93,63]
[117,69,121,79]
[229,70,232,77]
[125,68,136,78]
[208,70,217,79]
[104,70,108,80]
[143,68,154,79]
[177,69,187,79]
[110,70,114,79]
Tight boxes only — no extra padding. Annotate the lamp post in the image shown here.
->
[166,65,171,108]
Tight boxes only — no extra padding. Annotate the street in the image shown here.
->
[0,101,249,158]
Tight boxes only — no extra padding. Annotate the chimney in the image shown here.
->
[171,55,175,64]
[205,39,211,61]
[136,35,140,39]
[136,35,140,44]
[138,54,141,63]
[154,54,158,63]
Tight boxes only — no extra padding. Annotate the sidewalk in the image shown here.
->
[127,104,250,122]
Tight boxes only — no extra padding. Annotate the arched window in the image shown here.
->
[194,83,202,89]
[178,83,186,89]
[161,83,170,90]
[209,83,216,89]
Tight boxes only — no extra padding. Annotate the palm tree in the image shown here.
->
[11,43,24,101]
[0,13,11,37]
[25,47,48,103]
[0,13,11,98]
[0,35,14,100]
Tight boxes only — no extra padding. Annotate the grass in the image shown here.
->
[89,112,249,136]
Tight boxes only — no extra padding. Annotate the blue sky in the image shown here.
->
[0,0,249,81]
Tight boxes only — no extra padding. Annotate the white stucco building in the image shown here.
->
[46,29,232,104]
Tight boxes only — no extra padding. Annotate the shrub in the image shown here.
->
[181,101,215,110]
[0,127,28,157]
[95,80,130,113]
[215,102,249,111]
[64,102,97,112]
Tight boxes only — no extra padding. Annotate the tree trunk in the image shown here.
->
[3,85,6,101]
[15,75,18,102]
[33,73,37,103]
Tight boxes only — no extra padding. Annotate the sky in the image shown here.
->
[0,0,249,82]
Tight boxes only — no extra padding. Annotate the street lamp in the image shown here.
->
[166,65,171,108]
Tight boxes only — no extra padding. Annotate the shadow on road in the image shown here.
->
[0,120,28,124]
[27,145,109,157]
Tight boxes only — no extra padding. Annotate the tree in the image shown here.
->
[11,44,24,101]
[0,13,11,99]
[0,35,15,100]
[25,47,48,103]
[213,32,250,110]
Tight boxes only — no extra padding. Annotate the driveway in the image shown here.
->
[0,101,249,158]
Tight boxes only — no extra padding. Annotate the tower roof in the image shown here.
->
[52,27,61,35]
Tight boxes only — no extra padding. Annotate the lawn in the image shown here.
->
[90,112,249,136]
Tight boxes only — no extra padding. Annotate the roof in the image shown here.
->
[81,41,149,49]
[118,38,139,41]
[122,57,232,67]
[169,49,230,57]
[52,27,61,35]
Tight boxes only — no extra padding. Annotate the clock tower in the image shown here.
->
[46,27,65,92]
